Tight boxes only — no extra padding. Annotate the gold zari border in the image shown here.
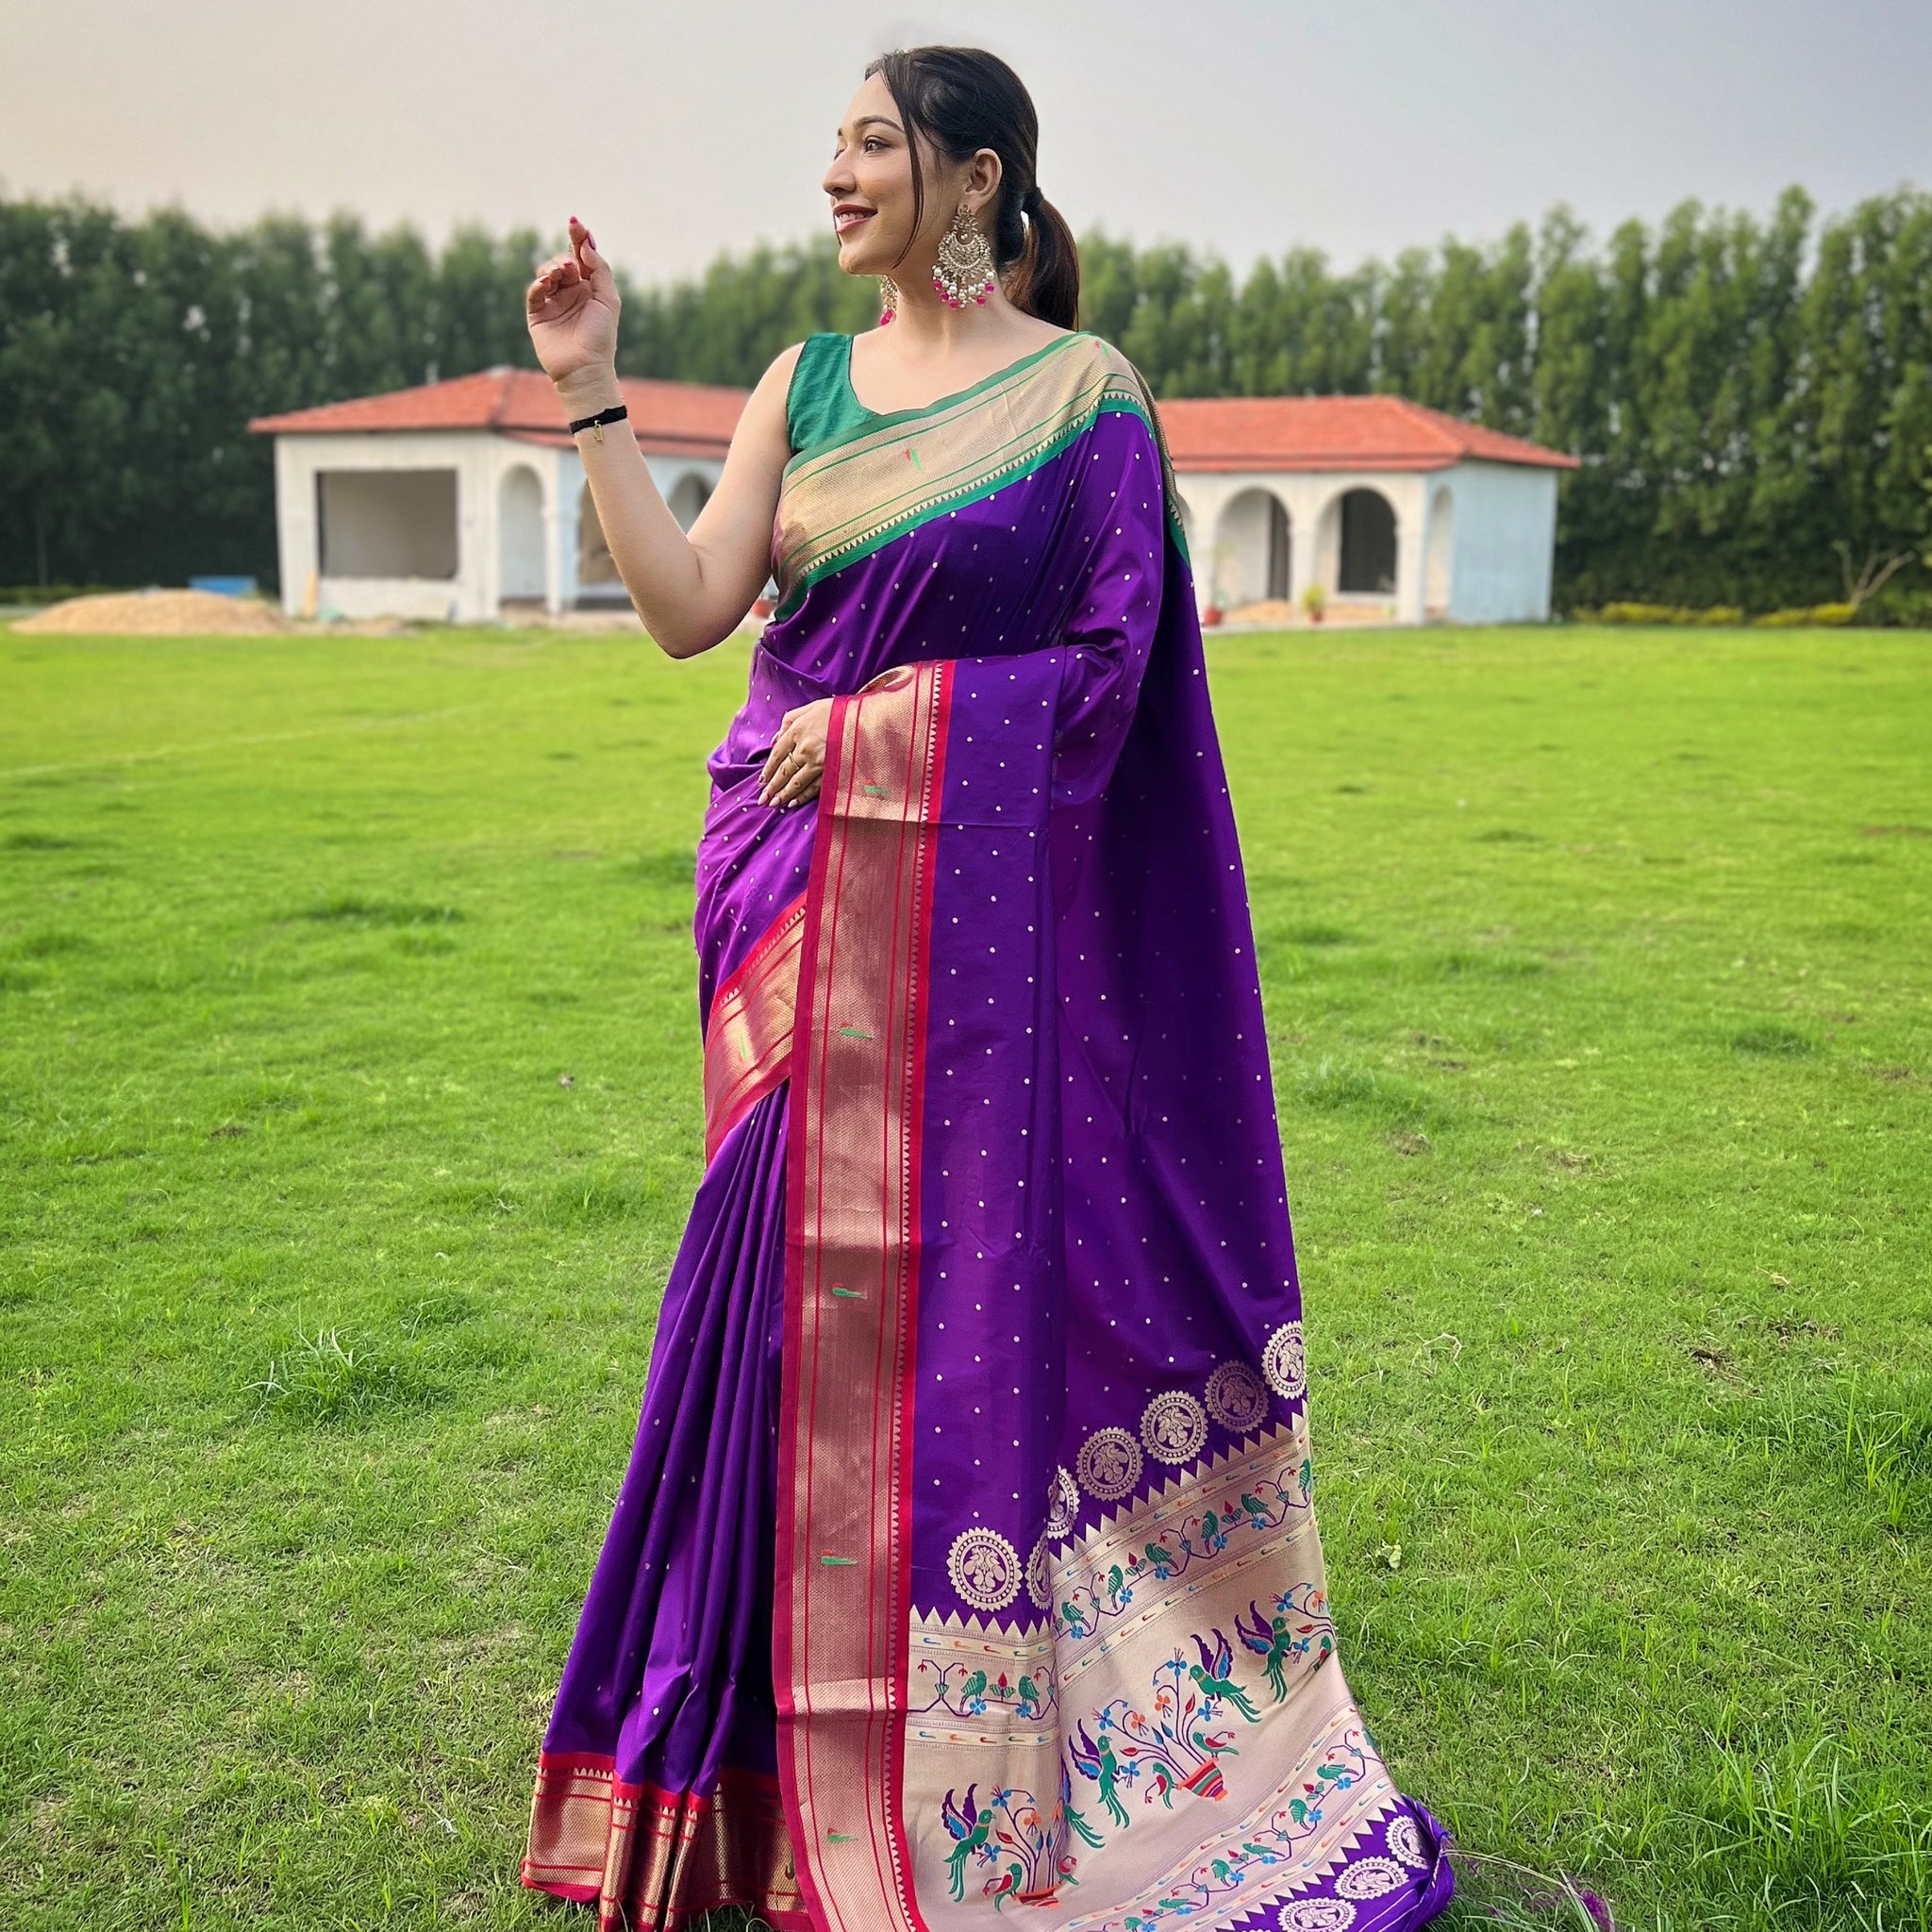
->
[522,1756,805,1930]
[702,894,806,1164]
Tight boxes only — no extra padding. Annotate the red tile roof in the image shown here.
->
[1153,394,1578,473]
[248,366,746,458]
[249,367,1574,474]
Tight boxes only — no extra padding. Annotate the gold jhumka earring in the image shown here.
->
[877,275,901,325]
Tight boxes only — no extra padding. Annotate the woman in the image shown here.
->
[519,45,1453,1932]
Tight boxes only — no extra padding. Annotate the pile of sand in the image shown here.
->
[14,589,292,637]
[1224,598,1298,627]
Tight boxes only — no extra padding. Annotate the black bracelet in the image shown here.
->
[568,402,629,441]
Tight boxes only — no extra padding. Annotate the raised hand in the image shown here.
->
[525,216,621,385]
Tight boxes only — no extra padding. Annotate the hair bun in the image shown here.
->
[1022,185,1044,213]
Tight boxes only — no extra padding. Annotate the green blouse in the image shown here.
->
[785,332,874,458]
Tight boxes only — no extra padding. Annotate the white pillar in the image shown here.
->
[1396,481,1427,625]
[1282,482,1311,613]
[558,453,584,608]
[542,454,563,617]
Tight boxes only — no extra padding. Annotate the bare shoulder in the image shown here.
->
[728,341,808,444]
[764,340,809,383]
[749,340,808,405]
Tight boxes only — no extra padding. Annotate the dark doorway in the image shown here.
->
[1338,490,1397,594]
[1266,498,1291,601]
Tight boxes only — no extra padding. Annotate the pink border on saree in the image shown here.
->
[775,658,953,1932]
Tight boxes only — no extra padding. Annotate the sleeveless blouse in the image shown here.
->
[784,331,874,456]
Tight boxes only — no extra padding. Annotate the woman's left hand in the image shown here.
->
[757,698,835,808]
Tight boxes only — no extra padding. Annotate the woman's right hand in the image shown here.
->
[526,217,621,386]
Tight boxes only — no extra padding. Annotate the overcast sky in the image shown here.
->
[4,0,1927,285]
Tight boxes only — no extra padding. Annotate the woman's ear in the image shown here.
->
[965,146,1004,217]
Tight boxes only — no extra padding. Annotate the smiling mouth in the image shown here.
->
[833,207,875,233]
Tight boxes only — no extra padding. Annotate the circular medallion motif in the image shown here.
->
[1045,1464,1079,1541]
[1385,1814,1427,1870]
[1334,1857,1408,1901]
[1140,1390,1208,1467]
[1263,1320,1307,1401]
[1025,1535,1052,1609]
[1278,1902,1356,1931]
[947,1528,1022,1614]
[1205,1359,1271,1434]
[1075,1426,1142,1503]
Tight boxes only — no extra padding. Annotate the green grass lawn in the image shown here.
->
[0,620,1927,1932]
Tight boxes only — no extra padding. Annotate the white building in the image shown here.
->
[1158,395,1577,625]
[249,367,746,623]
[252,370,1573,627]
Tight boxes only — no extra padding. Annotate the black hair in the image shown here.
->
[863,45,1080,331]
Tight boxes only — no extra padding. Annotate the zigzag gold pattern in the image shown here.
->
[908,1424,1318,1668]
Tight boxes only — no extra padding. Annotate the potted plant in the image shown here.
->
[1202,540,1242,628]
[1302,582,1326,625]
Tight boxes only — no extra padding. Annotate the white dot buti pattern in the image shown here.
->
[736,402,1316,1641]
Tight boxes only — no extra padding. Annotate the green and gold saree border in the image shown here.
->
[772,333,1189,619]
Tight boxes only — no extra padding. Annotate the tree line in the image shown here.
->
[2,187,1927,615]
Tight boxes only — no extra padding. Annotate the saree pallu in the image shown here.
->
[525,331,1454,1932]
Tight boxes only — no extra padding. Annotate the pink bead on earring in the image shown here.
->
[877,275,900,325]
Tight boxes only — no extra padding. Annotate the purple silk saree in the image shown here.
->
[523,332,1454,1932]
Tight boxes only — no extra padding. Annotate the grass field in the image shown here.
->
[1,619,1927,1932]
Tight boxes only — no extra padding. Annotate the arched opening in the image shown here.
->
[1211,489,1292,610]
[497,466,545,604]
[667,473,712,532]
[1337,489,1397,595]
[576,482,624,600]
[1425,485,1455,618]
